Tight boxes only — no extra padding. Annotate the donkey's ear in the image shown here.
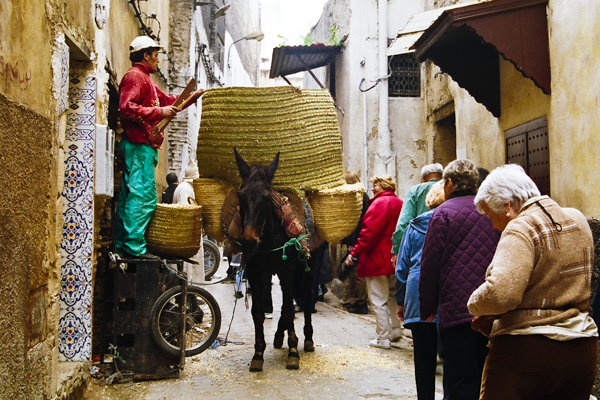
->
[266,152,280,183]
[234,148,251,180]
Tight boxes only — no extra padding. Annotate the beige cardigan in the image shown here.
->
[468,196,593,337]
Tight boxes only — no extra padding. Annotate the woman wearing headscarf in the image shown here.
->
[468,164,598,400]
[395,180,445,400]
[419,159,500,400]
[173,158,198,205]
[345,175,403,349]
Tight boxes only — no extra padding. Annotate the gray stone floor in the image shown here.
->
[84,257,444,400]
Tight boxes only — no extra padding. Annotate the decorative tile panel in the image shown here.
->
[59,75,96,361]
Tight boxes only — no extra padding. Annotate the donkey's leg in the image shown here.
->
[278,269,300,369]
[248,268,267,372]
[303,255,316,352]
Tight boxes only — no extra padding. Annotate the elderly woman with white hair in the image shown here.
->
[468,164,598,400]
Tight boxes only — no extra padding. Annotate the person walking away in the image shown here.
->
[161,172,178,204]
[419,159,500,400]
[173,158,205,283]
[391,163,443,267]
[173,158,197,204]
[395,180,445,400]
[338,171,370,314]
[468,164,598,400]
[116,36,204,258]
[345,175,403,349]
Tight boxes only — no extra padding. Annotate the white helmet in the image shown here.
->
[129,36,163,53]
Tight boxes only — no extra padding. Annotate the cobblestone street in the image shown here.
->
[84,259,444,400]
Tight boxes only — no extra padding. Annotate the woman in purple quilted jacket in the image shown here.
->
[418,159,500,400]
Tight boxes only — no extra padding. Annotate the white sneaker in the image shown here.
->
[390,328,403,342]
[369,338,391,349]
[264,313,273,319]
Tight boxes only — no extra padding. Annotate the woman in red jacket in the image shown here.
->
[346,175,404,349]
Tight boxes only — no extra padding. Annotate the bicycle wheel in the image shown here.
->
[150,285,221,357]
[203,240,221,280]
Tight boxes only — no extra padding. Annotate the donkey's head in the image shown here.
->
[234,148,280,255]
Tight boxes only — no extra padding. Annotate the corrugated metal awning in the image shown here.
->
[269,44,342,79]
[411,0,550,118]
[387,2,482,56]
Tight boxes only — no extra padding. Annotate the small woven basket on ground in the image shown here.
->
[193,178,234,242]
[146,201,203,259]
[197,86,345,192]
[309,183,365,244]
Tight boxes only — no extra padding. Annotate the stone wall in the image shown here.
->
[0,92,53,399]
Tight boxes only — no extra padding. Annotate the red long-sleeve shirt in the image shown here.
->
[119,62,197,148]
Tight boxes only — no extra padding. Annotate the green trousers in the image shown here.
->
[115,140,158,256]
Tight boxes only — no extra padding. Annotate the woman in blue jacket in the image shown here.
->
[395,180,445,400]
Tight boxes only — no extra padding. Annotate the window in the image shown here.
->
[388,53,420,97]
[505,116,550,195]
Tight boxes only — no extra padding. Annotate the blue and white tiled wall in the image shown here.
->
[59,76,96,361]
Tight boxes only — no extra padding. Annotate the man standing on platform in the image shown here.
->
[116,36,204,259]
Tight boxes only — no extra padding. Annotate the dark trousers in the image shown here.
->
[440,323,489,400]
[480,334,598,400]
[409,322,439,400]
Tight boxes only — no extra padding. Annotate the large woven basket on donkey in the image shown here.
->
[309,183,365,244]
[196,86,345,192]
[193,178,234,242]
[146,201,203,259]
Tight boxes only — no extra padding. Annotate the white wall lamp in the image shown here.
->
[194,1,230,18]
[227,31,265,69]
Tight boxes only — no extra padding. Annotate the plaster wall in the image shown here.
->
[547,0,600,217]
[0,0,174,396]
[309,0,427,197]
[226,0,262,86]
[0,0,53,115]
[499,56,550,133]
[451,81,503,169]
[390,97,427,197]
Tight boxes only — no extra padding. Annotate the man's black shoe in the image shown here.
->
[234,291,244,299]
[347,303,368,315]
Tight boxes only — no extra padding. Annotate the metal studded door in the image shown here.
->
[505,116,550,195]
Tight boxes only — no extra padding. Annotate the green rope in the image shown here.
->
[268,234,310,272]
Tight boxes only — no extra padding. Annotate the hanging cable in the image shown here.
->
[358,56,394,92]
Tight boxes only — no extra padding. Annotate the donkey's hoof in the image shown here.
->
[304,340,315,352]
[249,355,264,372]
[273,336,284,349]
[286,352,300,370]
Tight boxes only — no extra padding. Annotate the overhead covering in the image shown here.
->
[411,0,550,118]
[387,3,481,56]
[269,44,342,79]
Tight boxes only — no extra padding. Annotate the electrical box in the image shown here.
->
[95,124,115,197]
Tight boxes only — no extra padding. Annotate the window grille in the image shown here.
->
[388,53,420,97]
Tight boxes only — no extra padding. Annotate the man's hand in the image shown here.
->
[162,105,178,119]
[396,305,404,321]
[194,88,205,98]
[391,253,398,268]
[345,254,355,266]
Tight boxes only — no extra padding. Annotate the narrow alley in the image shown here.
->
[83,259,444,400]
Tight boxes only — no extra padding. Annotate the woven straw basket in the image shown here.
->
[309,183,365,244]
[197,86,345,192]
[193,178,234,242]
[146,202,203,259]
